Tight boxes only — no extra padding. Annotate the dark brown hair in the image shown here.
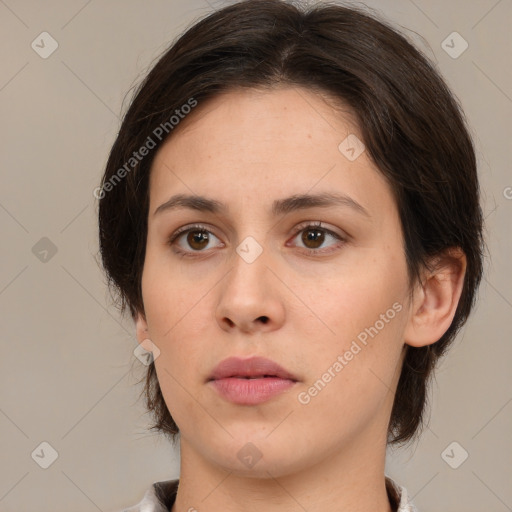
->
[98,0,484,446]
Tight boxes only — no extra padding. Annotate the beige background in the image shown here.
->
[0,0,511,510]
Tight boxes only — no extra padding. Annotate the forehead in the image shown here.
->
[148,86,395,221]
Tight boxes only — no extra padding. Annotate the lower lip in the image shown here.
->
[209,377,296,405]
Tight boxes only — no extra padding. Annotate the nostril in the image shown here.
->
[222,318,235,328]
[258,316,269,324]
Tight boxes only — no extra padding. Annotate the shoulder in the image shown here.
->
[114,479,179,512]
[386,476,420,512]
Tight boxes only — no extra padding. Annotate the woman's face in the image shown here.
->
[138,86,413,477]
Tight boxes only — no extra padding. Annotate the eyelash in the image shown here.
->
[167,221,346,259]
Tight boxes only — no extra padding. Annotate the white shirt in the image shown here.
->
[118,476,418,511]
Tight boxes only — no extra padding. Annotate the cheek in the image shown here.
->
[294,312,406,443]
[145,283,213,432]
[301,252,408,343]
[141,249,210,338]
[141,259,218,392]
[295,253,408,402]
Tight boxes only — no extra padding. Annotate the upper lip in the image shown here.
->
[208,356,298,381]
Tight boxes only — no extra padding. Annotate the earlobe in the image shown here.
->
[404,247,467,348]
[134,312,159,358]
[135,311,150,344]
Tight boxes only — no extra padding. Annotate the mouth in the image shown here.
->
[229,375,282,379]
[207,356,299,405]
[207,356,299,382]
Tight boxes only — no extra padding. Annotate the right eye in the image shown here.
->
[168,224,224,256]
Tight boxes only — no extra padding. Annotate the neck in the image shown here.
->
[172,426,394,512]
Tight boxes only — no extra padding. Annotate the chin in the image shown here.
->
[202,432,309,479]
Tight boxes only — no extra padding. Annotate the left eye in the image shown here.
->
[288,223,344,253]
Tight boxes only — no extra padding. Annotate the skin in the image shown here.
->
[135,86,466,512]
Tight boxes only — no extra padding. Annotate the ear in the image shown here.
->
[135,311,150,345]
[135,311,161,359]
[404,247,467,348]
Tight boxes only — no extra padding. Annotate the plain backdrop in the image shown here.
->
[0,0,511,511]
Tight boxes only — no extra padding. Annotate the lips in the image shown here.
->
[208,356,298,382]
[207,356,299,405]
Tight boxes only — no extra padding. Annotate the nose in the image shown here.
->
[215,247,285,335]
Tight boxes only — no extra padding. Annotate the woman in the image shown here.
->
[98,1,484,510]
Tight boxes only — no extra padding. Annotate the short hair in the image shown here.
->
[98,0,484,446]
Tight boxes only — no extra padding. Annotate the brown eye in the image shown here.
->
[186,230,210,251]
[169,224,223,255]
[290,223,345,255]
[301,228,326,249]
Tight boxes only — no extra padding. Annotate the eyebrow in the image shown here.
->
[153,192,370,218]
